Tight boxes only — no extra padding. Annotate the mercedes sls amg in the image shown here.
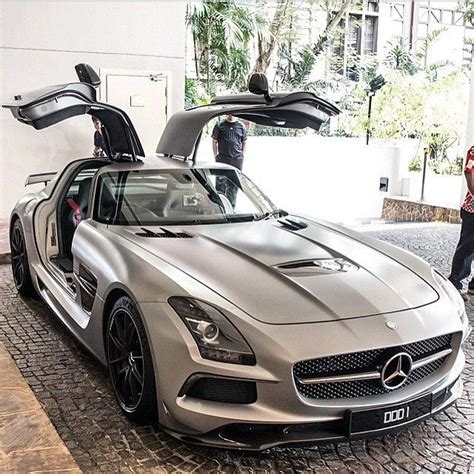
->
[3,65,470,449]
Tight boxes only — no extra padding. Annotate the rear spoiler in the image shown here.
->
[25,172,56,186]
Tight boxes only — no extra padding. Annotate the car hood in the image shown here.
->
[114,219,439,324]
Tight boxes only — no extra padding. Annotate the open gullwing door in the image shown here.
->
[156,79,340,160]
[2,64,144,160]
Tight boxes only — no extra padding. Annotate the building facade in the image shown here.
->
[0,1,186,218]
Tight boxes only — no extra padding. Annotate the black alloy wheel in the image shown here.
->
[10,219,36,296]
[106,296,157,423]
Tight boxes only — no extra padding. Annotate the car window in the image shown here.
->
[94,168,276,226]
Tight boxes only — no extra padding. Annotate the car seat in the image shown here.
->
[63,177,92,259]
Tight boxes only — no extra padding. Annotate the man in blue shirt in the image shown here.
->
[212,115,248,207]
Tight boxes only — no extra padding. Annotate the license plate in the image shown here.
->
[348,394,432,436]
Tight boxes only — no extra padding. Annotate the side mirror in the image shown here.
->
[248,73,272,103]
[75,63,101,88]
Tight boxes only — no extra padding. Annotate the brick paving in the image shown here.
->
[0,224,472,473]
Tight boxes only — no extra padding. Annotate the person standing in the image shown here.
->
[212,115,247,207]
[212,114,247,170]
[92,116,106,157]
[448,145,474,299]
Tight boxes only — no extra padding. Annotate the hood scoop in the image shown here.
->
[275,258,359,277]
[136,228,192,239]
[277,217,308,231]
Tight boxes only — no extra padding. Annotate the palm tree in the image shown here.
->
[186,2,261,95]
[384,37,418,75]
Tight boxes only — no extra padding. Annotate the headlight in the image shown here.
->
[432,268,466,320]
[169,297,256,365]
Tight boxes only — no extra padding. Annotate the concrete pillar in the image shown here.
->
[460,67,474,205]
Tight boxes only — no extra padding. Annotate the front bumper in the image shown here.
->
[166,375,463,450]
[140,299,468,450]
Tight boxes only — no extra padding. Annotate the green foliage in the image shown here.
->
[339,69,469,168]
[458,0,474,25]
[184,1,469,174]
[408,156,422,173]
[186,1,263,95]
[384,38,418,75]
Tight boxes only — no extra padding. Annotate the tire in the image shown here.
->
[10,219,36,297]
[106,296,158,424]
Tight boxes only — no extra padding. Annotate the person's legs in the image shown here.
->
[216,176,226,195]
[227,183,238,208]
[448,209,474,290]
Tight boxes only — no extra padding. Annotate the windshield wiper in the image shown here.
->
[255,209,287,221]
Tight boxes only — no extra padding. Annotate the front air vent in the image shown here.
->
[277,217,308,231]
[181,375,257,404]
[136,227,192,239]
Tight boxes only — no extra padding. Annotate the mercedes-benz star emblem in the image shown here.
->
[386,320,397,330]
[380,352,413,390]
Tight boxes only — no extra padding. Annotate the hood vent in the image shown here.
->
[275,258,358,276]
[136,227,192,239]
[277,217,308,231]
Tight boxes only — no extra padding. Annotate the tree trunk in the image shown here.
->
[193,29,201,81]
[312,1,351,59]
[252,0,292,74]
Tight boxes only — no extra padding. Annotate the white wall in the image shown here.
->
[197,135,418,223]
[0,1,186,218]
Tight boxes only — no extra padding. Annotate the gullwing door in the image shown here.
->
[2,64,144,160]
[156,74,340,159]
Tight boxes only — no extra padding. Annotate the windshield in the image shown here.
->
[93,168,277,226]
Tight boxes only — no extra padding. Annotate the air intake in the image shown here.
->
[277,217,308,231]
[181,375,257,404]
[136,228,192,238]
[276,258,358,275]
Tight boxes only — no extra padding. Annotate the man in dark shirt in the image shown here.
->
[212,115,247,207]
[92,116,105,157]
[212,114,247,169]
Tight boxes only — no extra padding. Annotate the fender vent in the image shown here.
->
[277,217,308,231]
[136,227,192,238]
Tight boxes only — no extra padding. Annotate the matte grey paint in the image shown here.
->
[9,155,469,448]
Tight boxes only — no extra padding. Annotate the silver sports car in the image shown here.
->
[3,65,470,450]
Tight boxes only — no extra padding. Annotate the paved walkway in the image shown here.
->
[0,224,472,472]
[0,341,79,473]
[0,219,9,263]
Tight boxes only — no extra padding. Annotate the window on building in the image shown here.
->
[364,15,378,54]
[367,1,379,13]
[334,4,379,80]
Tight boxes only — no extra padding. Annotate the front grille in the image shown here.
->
[294,334,453,400]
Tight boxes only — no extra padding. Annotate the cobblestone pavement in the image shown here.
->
[0,224,473,473]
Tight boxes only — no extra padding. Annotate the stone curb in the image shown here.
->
[0,342,80,472]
